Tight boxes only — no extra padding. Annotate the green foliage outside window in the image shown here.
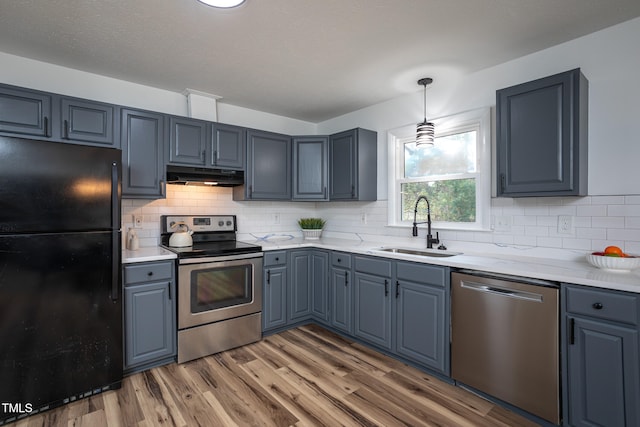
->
[401,179,476,223]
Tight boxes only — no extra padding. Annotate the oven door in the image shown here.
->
[178,253,263,330]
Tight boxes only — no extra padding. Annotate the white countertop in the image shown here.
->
[122,235,640,294]
[122,246,177,264]
[251,235,640,294]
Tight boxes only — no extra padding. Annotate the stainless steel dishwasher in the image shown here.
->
[451,270,559,424]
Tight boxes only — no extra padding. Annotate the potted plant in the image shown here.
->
[298,218,326,240]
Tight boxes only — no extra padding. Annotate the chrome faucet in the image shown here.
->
[412,195,439,249]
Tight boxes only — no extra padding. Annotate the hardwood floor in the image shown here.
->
[9,325,539,426]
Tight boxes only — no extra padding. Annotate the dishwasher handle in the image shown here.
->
[460,281,543,303]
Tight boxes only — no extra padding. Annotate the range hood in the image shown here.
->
[166,165,244,187]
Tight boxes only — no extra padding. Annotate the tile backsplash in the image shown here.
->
[123,186,640,255]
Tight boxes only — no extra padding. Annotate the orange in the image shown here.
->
[604,245,624,256]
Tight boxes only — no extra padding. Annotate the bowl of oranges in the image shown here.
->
[586,246,640,272]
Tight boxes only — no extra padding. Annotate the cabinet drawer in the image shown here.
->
[354,256,391,277]
[124,261,174,285]
[331,252,352,268]
[264,251,287,267]
[396,262,446,287]
[565,285,638,325]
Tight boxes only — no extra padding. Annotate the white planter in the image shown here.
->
[302,229,323,240]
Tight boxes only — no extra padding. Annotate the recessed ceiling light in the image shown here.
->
[197,0,246,8]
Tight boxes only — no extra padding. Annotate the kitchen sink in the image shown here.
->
[377,247,462,257]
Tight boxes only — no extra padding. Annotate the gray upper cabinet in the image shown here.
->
[121,108,166,198]
[212,123,245,170]
[167,118,245,170]
[60,97,118,147]
[0,84,118,147]
[292,136,329,200]
[167,116,208,166]
[235,129,291,200]
[496,68,588,197]
[329,128,377,201]
[563,284,639,427]
[0,84,52,138]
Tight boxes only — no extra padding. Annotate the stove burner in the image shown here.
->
[160,215,262,259]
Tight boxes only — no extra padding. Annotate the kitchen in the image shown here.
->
[1,1,640,426]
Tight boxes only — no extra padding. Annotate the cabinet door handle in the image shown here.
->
[167,283,172,300]
[324,186,327,199]
[249,185,253,198]
[147,271,154,277]
[592,302,603,310]
[202,150,206,161]
[384,279,388,296]
[351,185,355,198]
[345,271,348,286]
[267,269,271,285]
[569,317,575,345]
[395,280,400,298]
[500,173,506,193]
[44,116,49,137]
[63,119,69,139]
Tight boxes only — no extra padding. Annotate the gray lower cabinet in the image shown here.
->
[563,284,640,427]
[288,249,329,323]
[121,108,166,198]
[353,255,449,374]
[395,262,449,374]
[496,68,588,197]
[329,128,377,201]
[288,250,313,322]
[330,252,352,334]
[292,136,329,200]
[123,261,176,374]
[310,250,330,323]
[0,84,52,138]
[263,251,288,331]
[235,129,291,200]
[353,256,393,350]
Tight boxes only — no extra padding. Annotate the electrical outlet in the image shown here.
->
[273,213,280,224]
[557,215,574,235]
[133,214,143,228]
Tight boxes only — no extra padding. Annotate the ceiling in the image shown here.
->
[1,1,639,123]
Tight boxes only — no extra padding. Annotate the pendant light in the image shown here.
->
[416,77,435,146]
[197,0,245,8]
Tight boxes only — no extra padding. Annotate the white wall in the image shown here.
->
[0,52,316,135]
[317,16,640,198]
[3,18,640,255]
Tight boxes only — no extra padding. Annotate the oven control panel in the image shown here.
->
[161,215,236,233]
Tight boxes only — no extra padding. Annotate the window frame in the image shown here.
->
[387,107,491,231]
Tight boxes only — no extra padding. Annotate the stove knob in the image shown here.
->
[226,221,232,226]
[218,221,224,226]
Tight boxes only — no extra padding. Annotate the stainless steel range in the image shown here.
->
[161,215,263,364]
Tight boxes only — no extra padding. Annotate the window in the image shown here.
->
[388,108,491,230]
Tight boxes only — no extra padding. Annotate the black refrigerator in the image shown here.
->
[0,136,123,423]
